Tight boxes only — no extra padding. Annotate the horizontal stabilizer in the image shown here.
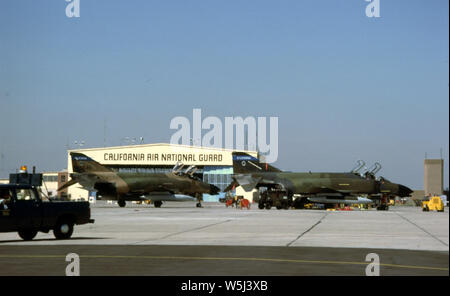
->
[223,178,239,192]
[57,178,79,192]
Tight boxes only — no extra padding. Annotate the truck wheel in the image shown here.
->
[18,229,38,241]
[118,200,126,207]
[54,220,74,240]
[258,202,264,210]
[154,201,162,208]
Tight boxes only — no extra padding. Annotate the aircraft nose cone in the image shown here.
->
[398,184,413,197]
[209,184,220,195]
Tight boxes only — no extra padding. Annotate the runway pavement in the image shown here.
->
[0,202,448,275]
[0,245,447,276]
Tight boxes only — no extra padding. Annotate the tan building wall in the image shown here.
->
[67,143,258,202]
[235,187,259,203]
[424,159,444,196]
[41,172,59,198]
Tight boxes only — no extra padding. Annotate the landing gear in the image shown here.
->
[376,194,389,211]
[154,201,162,208]
[195,193,203,208]
[118,200,126,207]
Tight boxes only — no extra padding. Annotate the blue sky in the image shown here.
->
[0,0,448,189]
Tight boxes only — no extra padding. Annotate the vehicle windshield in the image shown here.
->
[16,189,39,201]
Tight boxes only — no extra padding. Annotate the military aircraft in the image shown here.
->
[225,152,413,210]
[58,152,220,208]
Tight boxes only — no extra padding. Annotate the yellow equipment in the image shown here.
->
[422,196,445,212]
[304,203,314,209]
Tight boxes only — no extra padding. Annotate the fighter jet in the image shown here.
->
[225,152,412,210]
[58,152,220,208]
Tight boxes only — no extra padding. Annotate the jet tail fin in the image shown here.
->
[232,152,281,174]
[71,152,112,173]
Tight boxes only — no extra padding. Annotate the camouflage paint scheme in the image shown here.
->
[58,153,219,208]
[227,152,412,209]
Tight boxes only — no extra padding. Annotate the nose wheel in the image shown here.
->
[195,193,203,208]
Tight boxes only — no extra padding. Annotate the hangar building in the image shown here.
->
[67,143,259,202]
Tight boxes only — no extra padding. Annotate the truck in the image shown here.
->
[258,189,292,210]
[0,168,94,241]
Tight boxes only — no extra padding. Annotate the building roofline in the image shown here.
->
[68,143,258,154]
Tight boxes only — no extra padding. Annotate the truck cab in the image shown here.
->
[0,184,46,233]
[0,168,94,241]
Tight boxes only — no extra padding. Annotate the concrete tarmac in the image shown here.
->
[0,245,447,276]
[0,202,447,250]
[0,202,448,275]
